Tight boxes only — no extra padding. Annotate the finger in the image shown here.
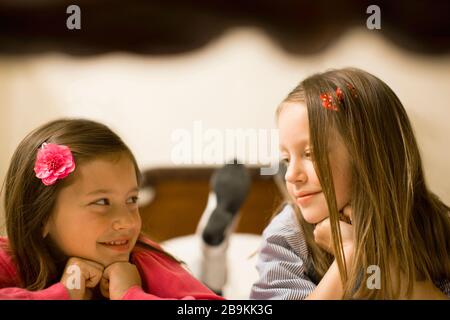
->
[84,266,104,288]
[68,257,104,288]
[315,217,330,229]
[314,218,330,238]
[101,273,110,285]
[100,277,110,299]
[339,212,351,225]
[327,238,333,253]
[85,273,102,288]
[102,263,115,281]
[80,259,105,272]
[68,257,104,280]
[100,276,109,286]
[342,205,352,221]
[100,285,109,299]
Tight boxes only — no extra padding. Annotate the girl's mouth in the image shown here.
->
[295,191,321,206]
[98,239,131,252]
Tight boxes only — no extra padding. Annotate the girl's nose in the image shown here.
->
[112,210,137,231]
[285,160,307,184]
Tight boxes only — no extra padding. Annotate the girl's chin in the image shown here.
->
[100,255,130,267]
[301,210,328,225]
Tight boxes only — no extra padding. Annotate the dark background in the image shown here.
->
[0,0,449,56]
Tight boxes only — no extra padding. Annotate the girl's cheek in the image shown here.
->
[335,180,351,210]
[134,212,142,231]
[285,182,295,199]
[136,216,142,231]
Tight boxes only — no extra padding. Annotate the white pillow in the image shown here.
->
[162,233,261,299]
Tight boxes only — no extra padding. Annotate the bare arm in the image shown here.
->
[306,246,353,300]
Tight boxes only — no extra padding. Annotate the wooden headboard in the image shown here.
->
[138,166,285,242]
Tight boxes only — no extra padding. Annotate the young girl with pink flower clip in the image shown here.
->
[0,119,223,300]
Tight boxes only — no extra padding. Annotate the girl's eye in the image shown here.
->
[92,198,110,206]
[127,196,139,205]
[281,157,290,164]
[304,150,313,159]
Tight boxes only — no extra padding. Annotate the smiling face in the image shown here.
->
[44,153,142,267]
[278,102,352,224]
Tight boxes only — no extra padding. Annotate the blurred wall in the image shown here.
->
[1,27,449,236]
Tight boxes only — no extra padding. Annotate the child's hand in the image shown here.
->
[60,257,104,300]
[100,262,142,300]
[314,205,353,255]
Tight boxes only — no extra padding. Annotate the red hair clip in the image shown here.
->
[346,83,358,98]
[336,87,344,102]
[320,93,339,111]
[320,83,357,112]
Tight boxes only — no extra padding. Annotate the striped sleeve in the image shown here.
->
[435,278,450,298]
[250,205,317,300]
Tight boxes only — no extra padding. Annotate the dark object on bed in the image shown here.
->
[201,161,251,246]
[139,165,284,242]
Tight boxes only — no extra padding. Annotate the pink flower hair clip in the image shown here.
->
[320,83,358,112]
[34,143,76,186]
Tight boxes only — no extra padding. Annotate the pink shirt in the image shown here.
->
[0,236,223,300]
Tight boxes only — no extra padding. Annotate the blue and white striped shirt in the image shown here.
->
[250,204,450,299]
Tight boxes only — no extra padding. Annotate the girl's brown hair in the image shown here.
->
[1,118,176,290]
[277,68,450,299]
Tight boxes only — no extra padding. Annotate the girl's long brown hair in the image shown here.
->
[277,68,450,299]
[1,118,176,290]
